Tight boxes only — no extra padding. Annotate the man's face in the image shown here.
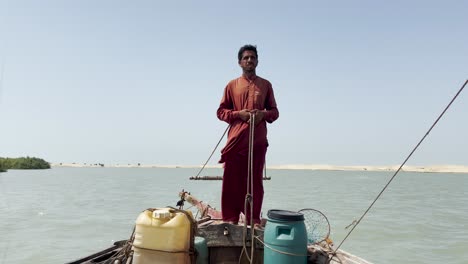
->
[239,50,258,72]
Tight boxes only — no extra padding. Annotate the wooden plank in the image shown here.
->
[210,247,264,264]
[197,222,264,249]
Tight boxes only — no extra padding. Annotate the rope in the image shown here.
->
[192,125,229,179]
[249,113,256,262]
[104,227,135,263]
[240,113,256,264]
[0,56,5,105]
[334,79,468,253]
[132,245,192,254]
[254,235,310,257]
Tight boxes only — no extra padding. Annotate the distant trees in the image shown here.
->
[0,157,50,172]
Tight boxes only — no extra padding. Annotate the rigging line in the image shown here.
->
[0,60,8,208]
[192,125,229,179]
[334,79,468,253]
[0,58,4,104]
[0,59,8,264]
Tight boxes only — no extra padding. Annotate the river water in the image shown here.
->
[0,167,467,263]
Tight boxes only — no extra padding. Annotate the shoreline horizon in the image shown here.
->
[50,163,468,173]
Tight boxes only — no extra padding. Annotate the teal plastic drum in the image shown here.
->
[194,236,208,264]
[264,210,308,264]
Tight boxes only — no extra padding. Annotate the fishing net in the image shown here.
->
[299,208,331,244]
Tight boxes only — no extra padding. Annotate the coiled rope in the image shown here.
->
[334,79,468,253]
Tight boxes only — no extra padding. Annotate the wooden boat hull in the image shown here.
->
[66,240,127,264]
[68,192,371,263]
[67,223,371,264]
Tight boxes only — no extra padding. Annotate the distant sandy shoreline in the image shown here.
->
[50,163,468,173]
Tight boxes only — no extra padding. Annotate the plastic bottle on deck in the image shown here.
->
[132,208,193,264]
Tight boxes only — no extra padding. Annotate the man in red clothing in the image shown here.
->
[217,45,279,225]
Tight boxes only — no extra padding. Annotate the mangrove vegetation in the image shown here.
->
[0,157,50,172]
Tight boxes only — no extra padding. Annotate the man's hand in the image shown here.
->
[249,109,265,126]
[238,109,251,122]
[239,109,265,125]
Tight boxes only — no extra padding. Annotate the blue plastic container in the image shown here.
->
[194,236,208,264]
[264,209,308,264]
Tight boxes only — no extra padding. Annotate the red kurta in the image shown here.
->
[217,75,279,223]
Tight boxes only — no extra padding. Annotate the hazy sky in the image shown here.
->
[1,1,467,166]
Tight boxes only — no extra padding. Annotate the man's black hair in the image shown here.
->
[238,44,258,61]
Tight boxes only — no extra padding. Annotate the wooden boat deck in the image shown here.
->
[67,220,371,264]
[67,192,372,263]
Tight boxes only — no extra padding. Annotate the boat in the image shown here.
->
[67,191,371,264]
[67,80,466,264]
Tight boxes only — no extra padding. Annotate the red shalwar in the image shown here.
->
[217,75,279,224]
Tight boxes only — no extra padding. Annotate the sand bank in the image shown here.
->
[50,163,468,173]
[267,164,468,173]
